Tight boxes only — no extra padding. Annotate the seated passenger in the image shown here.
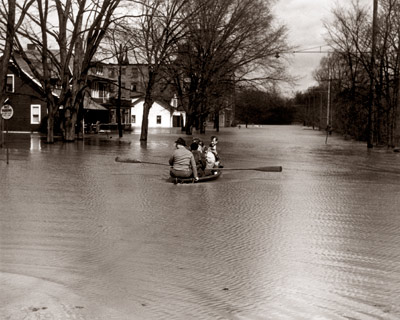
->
[169,137,199,181]
[204,146,220,176]
[198,139,205,153]
[192,137,205,153]
[210,136,219,157]
[190,142,205,177]
[209,136,223,167]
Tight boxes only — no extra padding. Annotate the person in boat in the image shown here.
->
[190,141,205,177]
[169,137,199,181]
[209,136,223,167]
[192,137,205,153]
[203,146,220,176]
[210,136,219,155]
[198,140,205,152]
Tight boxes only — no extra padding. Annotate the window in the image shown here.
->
[109,68,116,78]
[92,82,107,98]
[31,105,41,124]
[131,68,139,79]
[6,74,14,92]
[123,109,130,124]
[121,67,126,75]
[110,109,116,123]
[130,83,137,92]
[131,115,136,123]
[156,115,161,124]
[96,65,103,75]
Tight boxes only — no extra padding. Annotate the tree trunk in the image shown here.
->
[45,93,57,143]
[215,112,220,132]
[199,115,205,134]
[76,99,85,140]
[367,0,378,148]
[64,107,77,142]
[47,114,54,143]
[0,0,15,112]
[140,99,151,141]
[185,113,195,135]
[117,60,123,138]
[394,26,400,148]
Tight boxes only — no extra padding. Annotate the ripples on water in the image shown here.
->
[1,126,400,319]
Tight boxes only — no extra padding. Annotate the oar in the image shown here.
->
[218,166,282,172]
[115,157,169,166]
[115,157,282,172]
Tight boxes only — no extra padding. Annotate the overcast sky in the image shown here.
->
[272,0,371,96]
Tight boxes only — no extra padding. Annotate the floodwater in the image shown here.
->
[1,125,400,320]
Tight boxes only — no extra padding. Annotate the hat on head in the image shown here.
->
[190,142,198,150]
[175,137,187,146]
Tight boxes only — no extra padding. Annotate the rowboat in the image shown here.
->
[169,170,222,184]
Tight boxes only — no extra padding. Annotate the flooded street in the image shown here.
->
[1,125,400,320]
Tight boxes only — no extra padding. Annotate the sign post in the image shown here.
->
[0,116,3,148]
[1,104,14,164]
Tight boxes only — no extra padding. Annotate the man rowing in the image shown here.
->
[169,137,199,181]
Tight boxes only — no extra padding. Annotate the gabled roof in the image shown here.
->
[13,50,62,81]
[131,97,174,111]
[10,59,44,92]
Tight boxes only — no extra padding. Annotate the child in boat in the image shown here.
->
[192,137,205,153]
[210,136,218,154]
[203,146,220,175]
[190,141,205,177]
[209,136,223,167]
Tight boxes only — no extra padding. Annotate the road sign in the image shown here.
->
[1,104,13,120]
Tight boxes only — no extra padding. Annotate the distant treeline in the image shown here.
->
[235,88,296,126]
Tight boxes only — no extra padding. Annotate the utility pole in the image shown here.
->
[325,58,332,144]
[368,0,378,148]
[395,18,400,147]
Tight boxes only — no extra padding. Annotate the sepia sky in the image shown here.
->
[273,0,371,96]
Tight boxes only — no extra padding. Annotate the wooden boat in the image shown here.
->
[169,170,222,184]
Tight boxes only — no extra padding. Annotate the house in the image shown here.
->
[1,46,112,133]
[130,98,185,128]
[1,60,47,132]
[87,60,185,129]
[88,62,148,127]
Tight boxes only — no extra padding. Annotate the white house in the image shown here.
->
[130,98,186,128]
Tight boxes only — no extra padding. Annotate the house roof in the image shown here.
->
[131,97,178,111]
[9,53,60,97]
[84,96,108,110]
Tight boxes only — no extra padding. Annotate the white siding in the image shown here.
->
[130,100,185,128]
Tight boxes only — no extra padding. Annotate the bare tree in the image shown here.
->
[0,0,34,140]
[323,0,400,147]
[0,0,16,104]
[129,0,193,142]
[100,25,135,138]
[13,0,122,142]
[168,0,290,134]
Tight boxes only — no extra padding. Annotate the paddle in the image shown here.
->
[218,166,282,172]
[115,157,282,172]
[115,157,169,166]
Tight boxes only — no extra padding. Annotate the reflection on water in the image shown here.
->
[1,126,400,319]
